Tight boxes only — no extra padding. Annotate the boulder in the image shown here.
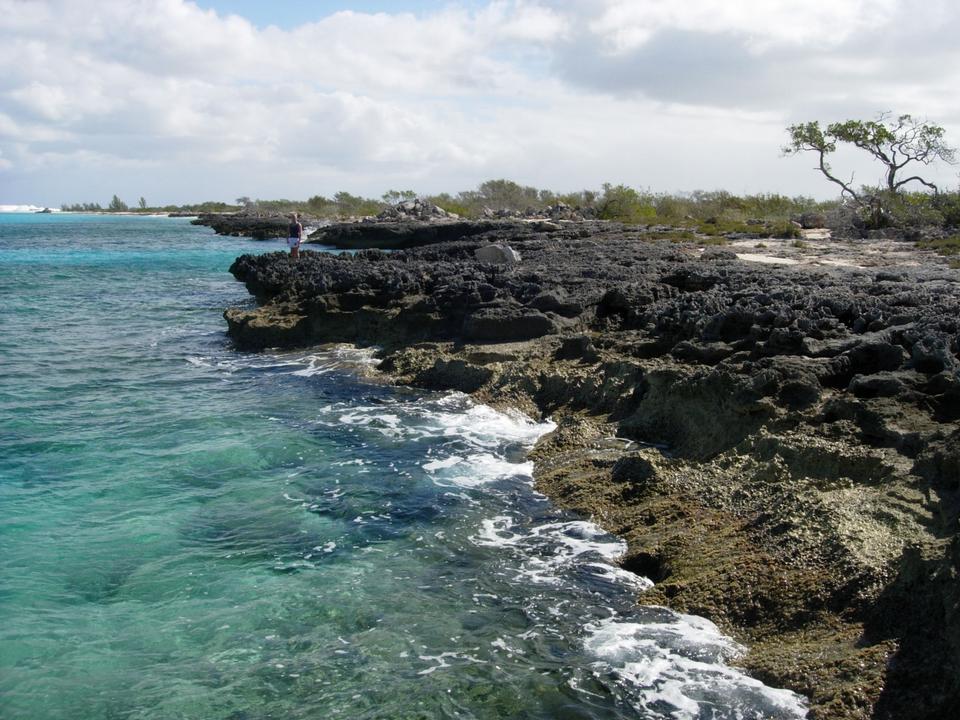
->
[462,308,557,342]
[474,244,521,264]
[376,198,457,222]
[911,334,958,375]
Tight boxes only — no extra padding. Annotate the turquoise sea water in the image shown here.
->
[0,214,808,719]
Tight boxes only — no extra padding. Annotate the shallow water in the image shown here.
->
[0,214,807,719]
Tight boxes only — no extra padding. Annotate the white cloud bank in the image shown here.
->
[0,0,958,205]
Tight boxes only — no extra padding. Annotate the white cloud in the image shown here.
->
[585,0,897,53]
[0,0,958,205]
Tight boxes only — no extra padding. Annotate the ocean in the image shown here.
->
[0,214,807,719]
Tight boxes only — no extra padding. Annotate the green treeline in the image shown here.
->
[60,178,960,234]
[62,180,831,222]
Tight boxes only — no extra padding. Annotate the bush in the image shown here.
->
[597,184,656,223]
[932,192,960,227]
[427,194,475,218]
[917,236,960,256]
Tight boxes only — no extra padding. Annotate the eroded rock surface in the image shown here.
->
[192,212,296,239]
[306,219,531,250]
[225,222,960,720]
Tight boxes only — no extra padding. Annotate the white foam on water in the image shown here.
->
[290,346,380,376]
[416,650,488,676]
[202,345,380,377]
[473,516,629,586]
[584,616,809,719]
[421,456,464,472]
[583,562,655,592]
[325,393,553,447]
[300,380,804,716]
[319,392,553,489]
[427,453,535,489]
[337,411,403,437]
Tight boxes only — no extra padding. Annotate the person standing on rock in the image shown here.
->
[287,212,303,259]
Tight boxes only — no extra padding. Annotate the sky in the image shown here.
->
[1,0,959,206]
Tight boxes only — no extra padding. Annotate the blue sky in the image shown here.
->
[2,0,959,206]
[195,1,485,28]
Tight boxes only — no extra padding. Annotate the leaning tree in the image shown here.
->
[783,113,956,203]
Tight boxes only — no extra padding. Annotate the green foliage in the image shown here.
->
[381,189,417,204]
[651,229,699,242]
[426,193,474,218]
[473,179,542,210]
[650,190,827,225]
[843,189,960,231]
[194,201,237,212]
[770,221,803,239]
[557,190,599,207]
[305,195,332,213]
[333,191,384,218]
[61,202,103,211]
[881,191,949,228]
[138,197,147,210]
[51,179,848,232]
[785,113,957,200]
[597,183,656,223]
[917,236,960,256]
[108,194,128,212]
[932,192,960,227]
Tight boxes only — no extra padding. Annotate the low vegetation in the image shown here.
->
[784,112,959,235]
[917,235,960,256]
[61,180,833,235]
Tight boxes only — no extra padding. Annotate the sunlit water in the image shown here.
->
[0,214,807,719]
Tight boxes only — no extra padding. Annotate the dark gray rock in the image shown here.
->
[309,221,521,250]
[462,308,558,342]
[556,335,600,362]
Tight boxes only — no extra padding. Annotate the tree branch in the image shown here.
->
[892,175,940,194]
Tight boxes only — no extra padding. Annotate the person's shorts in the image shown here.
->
[287,237,301,249]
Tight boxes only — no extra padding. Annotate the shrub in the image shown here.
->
[932,192,960,227]
[597,184,656,223]
[917,236,960,256]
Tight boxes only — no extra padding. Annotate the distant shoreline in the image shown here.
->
[0,209,198,218]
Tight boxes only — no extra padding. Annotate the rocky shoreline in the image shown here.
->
[223,221,960,720]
